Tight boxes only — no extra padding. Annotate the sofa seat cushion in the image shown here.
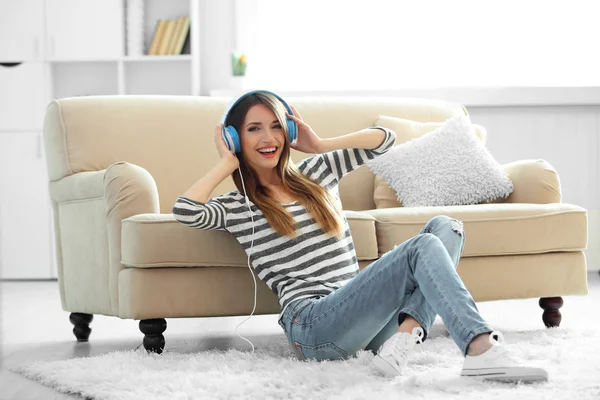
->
[364,203,587,257]
[121,210,379,268]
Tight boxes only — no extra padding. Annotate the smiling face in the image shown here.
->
[240,103,287,183]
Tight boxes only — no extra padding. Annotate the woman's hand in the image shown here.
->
[286,105,323,154]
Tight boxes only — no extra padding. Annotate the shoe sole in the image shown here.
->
[371,354,401,377]
[461,367,548,383]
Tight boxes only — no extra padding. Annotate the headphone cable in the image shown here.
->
[234,166,258,356]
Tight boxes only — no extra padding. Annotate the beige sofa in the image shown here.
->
[43,95,588,354]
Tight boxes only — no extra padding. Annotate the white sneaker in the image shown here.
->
[371,327,424,377]
[461,331,548,383]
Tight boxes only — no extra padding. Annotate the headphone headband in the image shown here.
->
[220,89,294,125]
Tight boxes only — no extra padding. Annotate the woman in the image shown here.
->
[172,90,547,382]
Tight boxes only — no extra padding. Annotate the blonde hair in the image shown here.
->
[225,92,344,239]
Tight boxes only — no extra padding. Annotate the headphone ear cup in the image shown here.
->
[223,125,241,154]
[287,119,297,144]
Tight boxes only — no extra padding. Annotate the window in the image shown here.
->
[247,0,599,90]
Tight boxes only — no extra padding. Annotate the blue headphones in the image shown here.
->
[220,89,298,154]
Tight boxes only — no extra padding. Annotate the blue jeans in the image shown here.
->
[278,215,492,361]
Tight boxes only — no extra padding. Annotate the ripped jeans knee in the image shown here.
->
[425,215,464,236]
[450,218,464,235]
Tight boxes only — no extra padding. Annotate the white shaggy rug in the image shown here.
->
[11,326,600,400]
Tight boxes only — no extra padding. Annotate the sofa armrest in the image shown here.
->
[500,159,561,204]
[47,162,160,315]
[49,169,106,202]
[104,161,160,313]
[49,161,160,212]
[104,161,160,217]
[48,169,107,311]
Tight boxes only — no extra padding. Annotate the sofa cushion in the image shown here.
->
[364,202,587,257]
[121,210,379,268]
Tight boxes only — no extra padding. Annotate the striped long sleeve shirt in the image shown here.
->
[172,127,396,324]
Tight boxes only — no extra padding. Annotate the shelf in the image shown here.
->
[51,58,121,63]
[123,55,192,62]
[50,55,192,63]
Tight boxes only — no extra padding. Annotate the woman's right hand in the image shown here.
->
[215,123,240,170]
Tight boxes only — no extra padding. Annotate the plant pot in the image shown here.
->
[230,75,249,91]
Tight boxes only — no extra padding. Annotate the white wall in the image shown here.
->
[198,0,235,95]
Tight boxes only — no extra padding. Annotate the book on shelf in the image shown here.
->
[147,16,191,56]
[172,16,191,55]
[147,19,166,56]
[157,20,176,55]
[166,16,184,54]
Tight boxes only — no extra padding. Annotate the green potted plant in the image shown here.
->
[231,51,249,90]
[231,52,248,76]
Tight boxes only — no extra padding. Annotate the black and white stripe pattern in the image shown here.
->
[172,127,396,322]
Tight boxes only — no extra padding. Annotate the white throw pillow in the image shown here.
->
[366,115,514,207]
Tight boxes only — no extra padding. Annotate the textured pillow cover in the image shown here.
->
[366,115,514,207]
[371,116,488,208]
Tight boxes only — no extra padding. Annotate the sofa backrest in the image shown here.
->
[43,95,467,213]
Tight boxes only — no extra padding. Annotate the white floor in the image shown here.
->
[1,273,599,400]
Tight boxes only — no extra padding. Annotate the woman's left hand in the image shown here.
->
[286,105,323,154]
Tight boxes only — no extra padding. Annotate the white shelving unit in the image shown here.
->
[46,0,200,98]
[0,0,200,279]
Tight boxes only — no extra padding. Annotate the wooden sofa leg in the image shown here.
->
[139,318,167,354]
[70,312,93,341]
[539,297,563,328]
